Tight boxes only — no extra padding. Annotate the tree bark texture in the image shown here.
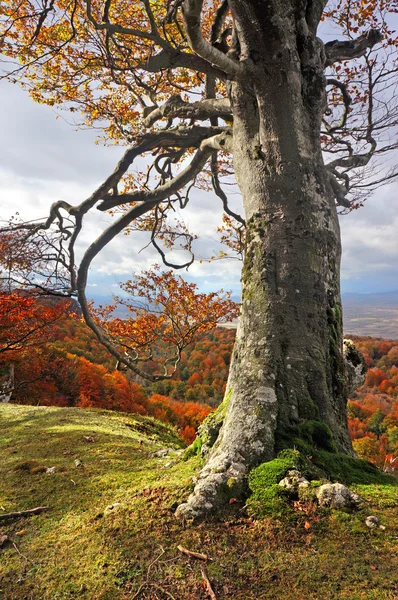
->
[176,0,354,519]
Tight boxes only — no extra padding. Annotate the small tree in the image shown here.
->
[1,0,398,516]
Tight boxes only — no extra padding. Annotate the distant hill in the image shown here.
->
[342,290,398,339]
[90,291,398,340]
[222,291,398,339]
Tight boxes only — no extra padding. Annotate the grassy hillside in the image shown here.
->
[0,405,397,600]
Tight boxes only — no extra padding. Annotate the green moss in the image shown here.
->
[1,405,398,599]
[246,450,304,518]
[277,419,338,456]
[246,445,397,519]
[327,303,343,357]
[296,420,337,453]
[183,435,203,459]
[311,450,396,486]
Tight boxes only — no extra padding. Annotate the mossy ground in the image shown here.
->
[0,405,397,600]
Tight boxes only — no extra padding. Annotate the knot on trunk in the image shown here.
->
[343,339,366,396]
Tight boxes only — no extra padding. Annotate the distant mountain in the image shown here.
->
[342,290,398,307]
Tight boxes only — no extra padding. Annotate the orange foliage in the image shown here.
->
[348,336,398,468]
[187,372,203,387]
[147,394,213,436]
[0,291,71,358]
[365,368,387,387]
[93,268,238,377]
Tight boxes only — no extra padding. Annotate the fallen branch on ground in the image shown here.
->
[177,545,209,561]
[0,506,50,521]
[200,563,217,600]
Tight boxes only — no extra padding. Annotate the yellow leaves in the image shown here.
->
[0,0,217,144]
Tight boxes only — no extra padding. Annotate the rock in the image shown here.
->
[343,339,366,395]
[365,515,379,529]
[200,444,210,457]
[278,470,310,491]
[151,448,177,458]
[74,459,83,467]
[316,483,363,510]
[104,502,122,516]
[46,467,56,475]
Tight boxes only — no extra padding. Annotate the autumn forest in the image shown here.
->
[1,287,397,471]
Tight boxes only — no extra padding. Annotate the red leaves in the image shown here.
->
[148,394,213,436]
[348,336,398,469]
[93,267,239,377]
[0,291,71,358]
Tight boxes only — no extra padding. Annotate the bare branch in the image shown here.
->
[136,47,225,79]
[69,131,232,379]
[327,171,351,208]
[0,506,50,521]
[324,30,383,66]
[85,0,157,40]
[143,95,232,127]
[211,155,245,226]
[97,152,211,211]
[210,0,229,45]
[324,79,352,132]
[182,0,244,77]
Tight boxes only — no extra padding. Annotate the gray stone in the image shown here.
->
[0,534,10,548]
[316,483,363,510]
[104,502,122,516]
[151,448,177,458]
[365,515,379,528]
[343,339,366,395]
[278,470,310,491]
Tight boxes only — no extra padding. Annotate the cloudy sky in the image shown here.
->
[0,79,397,300]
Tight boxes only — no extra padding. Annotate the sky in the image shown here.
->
[0,79,397,300]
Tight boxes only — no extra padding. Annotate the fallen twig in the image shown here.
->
[12,542,31,563]
[0,506,50,521]
[131,583,145,599]
[131,582,177,600]
[177,545,208,561]
[200,563,217,600]
[152,583,177,599]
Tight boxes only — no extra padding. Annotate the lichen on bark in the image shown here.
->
[184,388,233,458]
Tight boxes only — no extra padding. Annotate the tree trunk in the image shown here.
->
[176,0,355,519]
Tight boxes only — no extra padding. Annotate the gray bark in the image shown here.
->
[0,363,14,403]
[176,0,354,520]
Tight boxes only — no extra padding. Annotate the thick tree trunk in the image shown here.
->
[176,0,355,520]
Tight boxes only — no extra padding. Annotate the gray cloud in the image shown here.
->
[0,80,397,296]
[340,184,398,292]
[0,81,123,184]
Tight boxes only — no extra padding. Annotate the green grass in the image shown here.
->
[0,404,397,600]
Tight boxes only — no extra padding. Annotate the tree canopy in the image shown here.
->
[1,2,397,319]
